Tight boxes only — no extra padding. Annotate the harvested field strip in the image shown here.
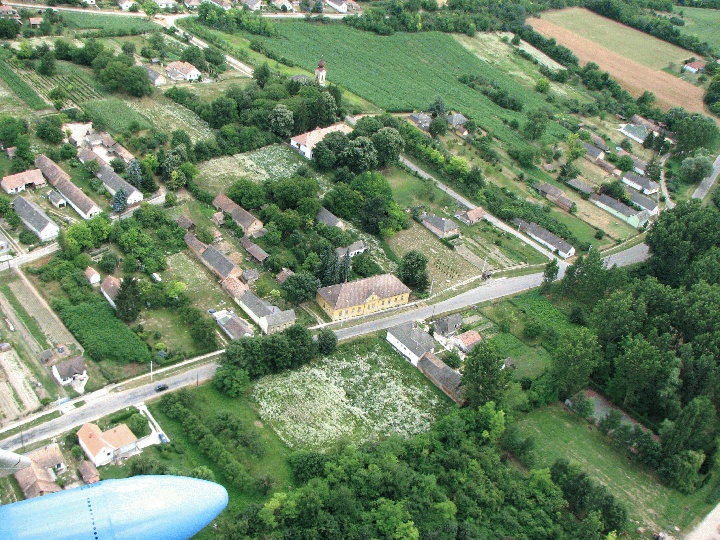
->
[0,350,40,412]
[528,17,708,114]
[536,8,691,69]
[0,381,22,422]
[0,285,50,351]
[0,61,47,109]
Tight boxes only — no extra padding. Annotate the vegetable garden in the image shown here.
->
[82,98,151,132]
[5,59,103,105]
[0,61,46,109]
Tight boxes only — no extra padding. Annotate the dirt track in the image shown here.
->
[528,17,708,114]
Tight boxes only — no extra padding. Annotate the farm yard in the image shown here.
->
[529,12,707,113]
[251,338,451,450]
[164,252,233,311]
[515,404,715,533]
[82,98,151,132]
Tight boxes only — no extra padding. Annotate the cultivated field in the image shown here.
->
[679,7,720,53]
[5,58,103,106]
[83,98,151,132]
[61,12,160,33]
[0,60,47,109]
[529,13,707,113]
[251,339,450,450]
[127,97,213,143]
[0,350,41,423]
[515,404,714,532]
[0,77,33,118]
[535,8,691,69]
[388,222,480,288]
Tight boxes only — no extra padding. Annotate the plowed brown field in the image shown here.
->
[528,16,708,114]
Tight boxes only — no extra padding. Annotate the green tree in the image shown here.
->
[0,18,20,39]
[269,104,294,138]
[428,116,447,138]
[524,109,549,140]
[121,42,136,56]
[115,278,142,322]
[541,258,559,290]
[462,341,511,408]
[549,328,601,399]
[371,127,404,166]
[566,133,586,162]
[661,396,715,456]
[253,62,271,89]
[397,250,429,292]
[645,155,662,182]
[37,52,56,76]
[126,160,143,189]
[428,96,446,117]
[142,1,159,16]
[339,136,378,173]
[112,189,128,213]
[317,328,337,355]
[679,155,713,184]
[99,252,118,274]
[616,155,634,172]
[535,78,550,93]
[35,117,63,144]
[281,272,320,304]
[214,366,250,397]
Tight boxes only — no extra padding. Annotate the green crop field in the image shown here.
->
[679,7,720,54]
[61,12,160,33]
[515,405,715,532]
[5,59,104,106]
[258,21,569,147]
[537,7,691,70]
[0,61,47,109]
[82,98,151,132]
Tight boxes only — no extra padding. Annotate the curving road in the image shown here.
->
[692,154,720,201]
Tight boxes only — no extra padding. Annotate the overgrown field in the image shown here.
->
[82,98,151,132]
[0,60,46,109]
[514,404,715,532]
[679,7,720,54]
[61,12,160,33]
[128,96,213,143]
[258,21,568,147]
[251,338,451,450]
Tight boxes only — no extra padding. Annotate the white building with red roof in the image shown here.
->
[290,122,352,160]
[165,61,201,82]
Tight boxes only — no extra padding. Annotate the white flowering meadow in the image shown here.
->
[252,343,447,450]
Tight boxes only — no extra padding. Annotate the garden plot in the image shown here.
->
[0,78,30,119]
[388,222,480,288]
[6,59,103,105]
[0,350,40,414]
[252,341,449,450]
[164,252,231,309]
[243,145,304,179]
[7,280,79,351]
[0,377,21,422]
[127,97,213,143]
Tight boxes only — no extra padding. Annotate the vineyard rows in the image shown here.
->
[0,61,47,109]
[6,59,103,104]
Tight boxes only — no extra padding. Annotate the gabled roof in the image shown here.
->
[317,207,343,228]
[55,356,86,379]
[335,240,366,259]
[78,460,100,484]
[97,165,140,199]
[166,61,199,77]
[240,236,268,262]
[221,275,248,298]
[219,314,253,340]
[111,143,134,162]
[620,123,649,142]
[446,112,468,126]
[55,177,100,217]
[513,218,573,254]
[184,231,206,254]
[48,191,65,206]
[627,189,658,213]
[212,194,260,231]
[201,245,237,278]
[290,123,353,151]
[434,313,463,336]
[78,422,137,457]
[26,443,64,470]
[276,268,295,284]
[238,291,276,319]
[1,169,45,191]
[590,194,637,218]
[465,207,485,222]
[100,275,121,300]
[100,424,137,449]
[536,182,564,198]
[582,143,604,159]
[12,196,56,235]
[595,159,620,175]
[685,60,706,70]
[590,133,610,151]
[455,329,482,350]
[622,172,658,192]
[418,351,463,403]
[265,309,296,328]
[144,66,165,83]
[176,215,194,230]
[317,274,411,310]
[421,213,459,233]
[387,322,434,358]
[85,266,100,280]
[35,154,70,185]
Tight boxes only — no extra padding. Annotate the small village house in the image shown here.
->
[12,196,59,242]
[386,322,435,366]
[567,178,595,196]
[335,240,366,259]
[316,273,411,321]
[683,61,706,74]
[165,61,201,82]
[453,330,482,354]
[51,356,88,388]
[13,444,66,499]
[97,165,143,206]
[622,172,658,195]
[85,267,101,285]
[627,189,659,216]
[212,310,253,340]
[240,236,269,265]
[276,268,295,284]
[513,218,575,259]
[317,207,346,231]
[1,169,46,195]
[78,461,100,484]
[101,275,121,309]
[590,194,650,228]
[290,123,353,160]
[77,423,139,467]
[535,183,574,212]
[420,213,460,239]
[582,143,605,163]
[212,194,263,236]
[455,206,485,225]
[236,291,295,334]
[48,191,66,209]
[433,313,463,337]
[408,113,431,131]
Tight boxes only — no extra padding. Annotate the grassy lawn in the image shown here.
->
[537,7,691,70]
[679,7,720,54]
[514,404,715,532]
[136,308,198,358]
[164,252,232,311]
[127,95,213,143]
[488,332,551,380]
[82,98,151,133]
[385,166,452,209]
[61,12,160,32]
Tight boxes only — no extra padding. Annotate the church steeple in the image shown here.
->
[315,55,326,87]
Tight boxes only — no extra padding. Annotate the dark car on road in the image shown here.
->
[155,384,169,392]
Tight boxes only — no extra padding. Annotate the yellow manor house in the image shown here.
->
[316,274,411,321]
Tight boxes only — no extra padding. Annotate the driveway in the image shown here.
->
[692,154,720,201]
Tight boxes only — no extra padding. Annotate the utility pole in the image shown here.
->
[150,360,153,382]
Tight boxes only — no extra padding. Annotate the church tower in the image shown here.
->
[314,56,326,87]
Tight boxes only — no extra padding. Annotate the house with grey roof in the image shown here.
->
[433,313,463,337]
[590,194,650,228]
[236,291,295,334]
[201,245,241,280]
[582,143,605,162]
[48,191,66,209]
[97,165,143,206]
[408,113,431,131]
[54,177,101,220]
[386,322,435,366]
[51,356,87,387]
[596,159,621,177]
[317,207,345,231]
[12,196,59,242]
[536,183,574,212]
[212,310,253,340]
[590,133,610,152]
[513,218,574,258]
[240,236,268,264]
[34,154,70,186]
[212,194,263,236]
[622,172,658,195]
[446,112,468,129]
[418,352,464,405]
[626,189,658,216]
[420,213,459,239]
[144,66,166,86]
[335,240,367,259]
[619,123,649,144]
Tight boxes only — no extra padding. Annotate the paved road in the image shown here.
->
[659,153,676,210]
[400,157,558,260]
[0,362,218,452]
[0,243,58,272]
[6,2,147,15]
[692,154,720,201]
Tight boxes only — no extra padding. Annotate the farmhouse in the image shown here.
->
[240,236,269,265]
[590,133,610,152]
[325,0,347,12]
[408,113,431,131]
[51,356,88,388]
[452,330,482,354]
[77,148,105,166]
[386,322,435,366]
[290,123,353,159]
[512,218,575,259]
[434,313,463,337]
[1,169,46,194]
[535,183,574,212]
[455,206,485,225]
[317,207,346,231]
[212,310,253,340]
[54,178,101,220]
[272,0,293,10]
[335,240,367,259]
[12,196,59,242]
[117,0,135,10]
[236,291,295,334]
[35,154,70,185]
[184,0,200,8]
[619,123,649,144]
[418,352,464,405]
[97,165,143,206]
[100,275,121,309]
[582,143,605,162]
[77,423,139,467]
[85,267,101,285]
[631,114,663,133]
[595,159,621,177]
[0,6,21,21]
[203,0,231,8]
[590,194,650,228]
[446,112,468,129]
[420,213,460,239]
[144,67,166,86]
[14,444,65,499]
[78,461,100,484]
[622,172,659,195]
[48,191,66,209]
[683,61,706,74]
[316,273,411,321]
[165,61,201,82]
[212,194,263,236]
[221,275,248,300]
[627,189,659,216]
